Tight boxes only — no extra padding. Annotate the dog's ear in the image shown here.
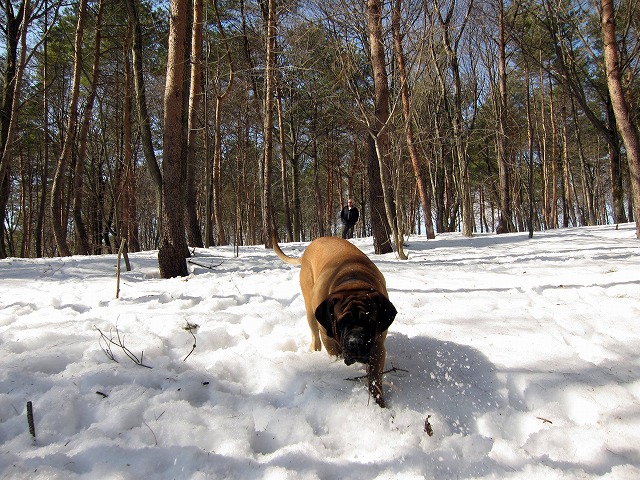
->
[375,294,397,332]
[314,298,336,337]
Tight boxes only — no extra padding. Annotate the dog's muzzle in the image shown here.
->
[342,330,372,365]
[344,355,369,366]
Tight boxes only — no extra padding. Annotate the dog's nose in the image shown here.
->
[347,336,364,349]
[346,333,372,355]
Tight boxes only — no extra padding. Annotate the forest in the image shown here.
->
[0,0,639,276]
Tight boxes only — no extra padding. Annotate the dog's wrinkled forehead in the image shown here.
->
[335,295,378,319]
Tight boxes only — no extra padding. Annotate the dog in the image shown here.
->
[272,234,397,407]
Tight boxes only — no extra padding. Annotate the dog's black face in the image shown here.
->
[314,291,397,365]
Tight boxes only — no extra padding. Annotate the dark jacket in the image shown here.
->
[341,205,359,226]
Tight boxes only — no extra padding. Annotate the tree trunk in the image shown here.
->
[325,146,334,233]
[35,1,51,258]
[572,96,596,226]
[549,82,558,227]
[431,111,447,233]
[525,62,535,238]
[122,20,140,252]
[212,95,227,245]
[0,1,31,259]
[158,0,191,278]
[496,0,512,234]
[602,0,640,237]
[73,0,103,255]
[0,1,29,177]
[276,85,293,242]
[391,0,435,240]
[211,0,235,246]
[185,0,204,248]
[261,0,276,246]
[312,134,324,237]
[538,62,551,229]
[124,0,163,232]
[607,104,627,224]
[290,127,301,242]
[366,0,396,255]
[51,0,87,257]
[560,98,572,227]
[366,136,391,253]
[0,1,23,259]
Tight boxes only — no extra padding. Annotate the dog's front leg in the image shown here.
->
[306,311,322,351]
[368,342,387,407]
[367,368,385,407]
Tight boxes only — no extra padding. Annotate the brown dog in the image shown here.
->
[272,235,397,407]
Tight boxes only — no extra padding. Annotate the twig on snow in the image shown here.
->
[95,325,152,368]
[143,421,158,446]
[345,365,409,382]
[26,401,36,439]
[183,322,199,361]
[187,259,225,270]
[536,416,553,424]
[97,328,118,363]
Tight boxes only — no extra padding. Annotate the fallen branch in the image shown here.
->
[345,365,409,382]
[95,326,152,368]
[187,259,225,270]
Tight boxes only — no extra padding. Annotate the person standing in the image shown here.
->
[340,198,359,239]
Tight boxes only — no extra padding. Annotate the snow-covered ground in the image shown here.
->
[1,223,640,479]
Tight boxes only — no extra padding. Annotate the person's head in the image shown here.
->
[348,199,354,207]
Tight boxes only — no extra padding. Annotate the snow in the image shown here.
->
[1,223,640,479]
